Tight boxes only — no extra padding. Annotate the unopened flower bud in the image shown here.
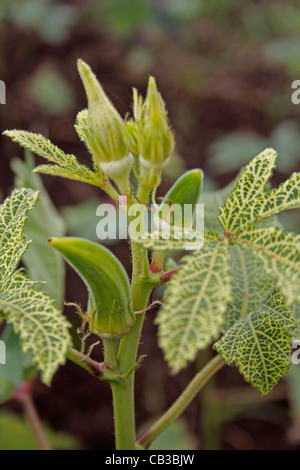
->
[126,77,175,190]
[77,59,133,194]
[140,77,174,167]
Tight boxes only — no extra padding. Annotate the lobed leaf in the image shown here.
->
[0,275,70,385]
[214,289,295,395]
[223,244,275,330]
[258,171,300,220]
[156,240,232,372]
[219,148,277,233]
[0,189,71,385]
[12,153,66,308]
[218,148,300,235]
[236,226,300,304]
[292,301,300,341]
[0,188,38,287]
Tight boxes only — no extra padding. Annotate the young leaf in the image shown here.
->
[156,240,231,373]
[223,244,275,330]
[3,130,102,186]
[219,148,277,233]
[1,277,70,385]
[219,148,300,235]
[12,153,66,308]
[258,171,300,220]
[0,188,38,287]
[292,301,300,341]
[237,226,300,304]
[214,289,295,396]
[0,189,71,385]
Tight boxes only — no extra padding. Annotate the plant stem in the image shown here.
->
[137,355,225,449]
[67,347,104,379]
[109,181,152,450]
[20,394,52,451]
[103,338,119,370]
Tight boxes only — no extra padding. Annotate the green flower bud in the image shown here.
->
[77,59,133,194]
[139,77,175,167]
[49,237,134,339]
[125,77,175,190]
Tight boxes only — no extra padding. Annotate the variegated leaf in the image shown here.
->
[156,240,231,372]
[258,171,300,220]
[214,289,295,395]
[0,188,38,287]
[3,130,102,186]
[236,226,300,304]
[219,148,277,233]
[0,274,71,385]
[0,189,71,385]
[223,244,276,330]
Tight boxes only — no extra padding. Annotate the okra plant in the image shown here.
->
[2,60,300,450]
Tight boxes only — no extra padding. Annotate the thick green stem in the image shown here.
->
[137,355,225,449]
[111,380,136,450]
[103,338,119,371]
[109,180,152,450]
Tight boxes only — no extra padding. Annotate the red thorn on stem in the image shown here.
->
[224,232,232,239]
[160,268,179,283]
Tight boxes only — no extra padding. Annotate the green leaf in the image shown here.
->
[218,148,300,235]
[237,226,300,304]
[223,244,275,330]
[291,301,300,341]
[156,240,231,373]
[0,188,38,287]
[1,277,70,385]
[12,153,66,308]
[0,189,71,385]
[3,130,102,186]
[258,171,300,220]
[214,289,295,396]
[219,148,277,233]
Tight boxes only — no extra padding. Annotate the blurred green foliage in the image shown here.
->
[208,121,300,175]
[1,0,78,45]
[28,65,75,116]
[0,411,80,450]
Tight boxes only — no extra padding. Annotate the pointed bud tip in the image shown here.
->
[148,76,157,93]
[48,237,63,247]
[77,59,91,77]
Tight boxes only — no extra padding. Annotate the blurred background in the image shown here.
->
[1,0,300,450]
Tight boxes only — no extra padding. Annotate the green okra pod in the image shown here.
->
[49,237,134,339]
